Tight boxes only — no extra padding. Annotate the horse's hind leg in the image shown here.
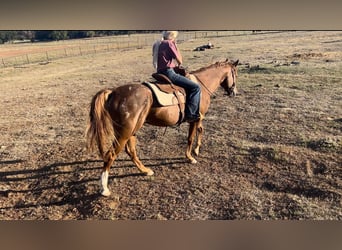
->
[101,138,127,196]
[101,150,115,197]
[125,136,154,176]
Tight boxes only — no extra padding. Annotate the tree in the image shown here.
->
[34,31,53,41]
[0,31,16,44]
[50,31,68,41]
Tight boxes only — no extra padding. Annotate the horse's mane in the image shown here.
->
[190,60,232,74]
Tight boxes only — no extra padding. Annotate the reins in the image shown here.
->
[192,74,217,98]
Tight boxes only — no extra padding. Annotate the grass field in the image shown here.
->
[0,31,341,219]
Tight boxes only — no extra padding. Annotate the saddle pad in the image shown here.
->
[143,82,185,107]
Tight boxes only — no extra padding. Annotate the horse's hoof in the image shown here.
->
[194,148,199,156]
[190,158,197,164]
[101,189,111,197]
[146,169,154,176]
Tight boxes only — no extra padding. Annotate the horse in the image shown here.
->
[86,59,239,196]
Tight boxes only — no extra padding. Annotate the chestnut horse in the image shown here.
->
[86,59,239,196]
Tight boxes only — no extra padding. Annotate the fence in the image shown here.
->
[0,31,249,68]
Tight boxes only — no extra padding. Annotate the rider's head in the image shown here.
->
[163,31,178,41]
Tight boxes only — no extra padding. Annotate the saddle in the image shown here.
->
[143,67,188,124]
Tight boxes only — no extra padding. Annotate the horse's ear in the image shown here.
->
[233,59,239,67]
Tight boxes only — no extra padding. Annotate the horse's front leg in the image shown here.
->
[186,123,198,164]
[194,120,203,156]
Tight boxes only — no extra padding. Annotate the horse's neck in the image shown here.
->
[193,68,225,93]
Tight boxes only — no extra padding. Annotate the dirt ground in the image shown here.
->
[0,31,341,219]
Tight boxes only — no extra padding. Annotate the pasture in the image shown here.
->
[0,31,341,219]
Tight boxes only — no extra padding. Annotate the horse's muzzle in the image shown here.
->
[227,87,237,97]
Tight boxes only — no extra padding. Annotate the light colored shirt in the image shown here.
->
[152,39,162,69]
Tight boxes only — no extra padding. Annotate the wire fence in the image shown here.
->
[0,31,250,68]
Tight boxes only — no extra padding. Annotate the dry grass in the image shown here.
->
[0,31,341,219]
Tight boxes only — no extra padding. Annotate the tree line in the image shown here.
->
[0,31,160,44]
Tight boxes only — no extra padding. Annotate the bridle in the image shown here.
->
[228,67,237,96]
[191,64,237,97]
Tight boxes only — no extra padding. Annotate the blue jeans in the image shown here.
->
[158,68,201,118]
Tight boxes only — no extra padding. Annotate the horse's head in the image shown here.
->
[220,59,239,97]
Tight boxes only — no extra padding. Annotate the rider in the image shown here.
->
[156,31,201,123]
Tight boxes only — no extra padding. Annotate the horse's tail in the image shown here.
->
[85,88,117,158]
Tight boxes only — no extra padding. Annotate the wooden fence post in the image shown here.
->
[46,51,49,61]
[2,58,5,67]
[26,54,30,64]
